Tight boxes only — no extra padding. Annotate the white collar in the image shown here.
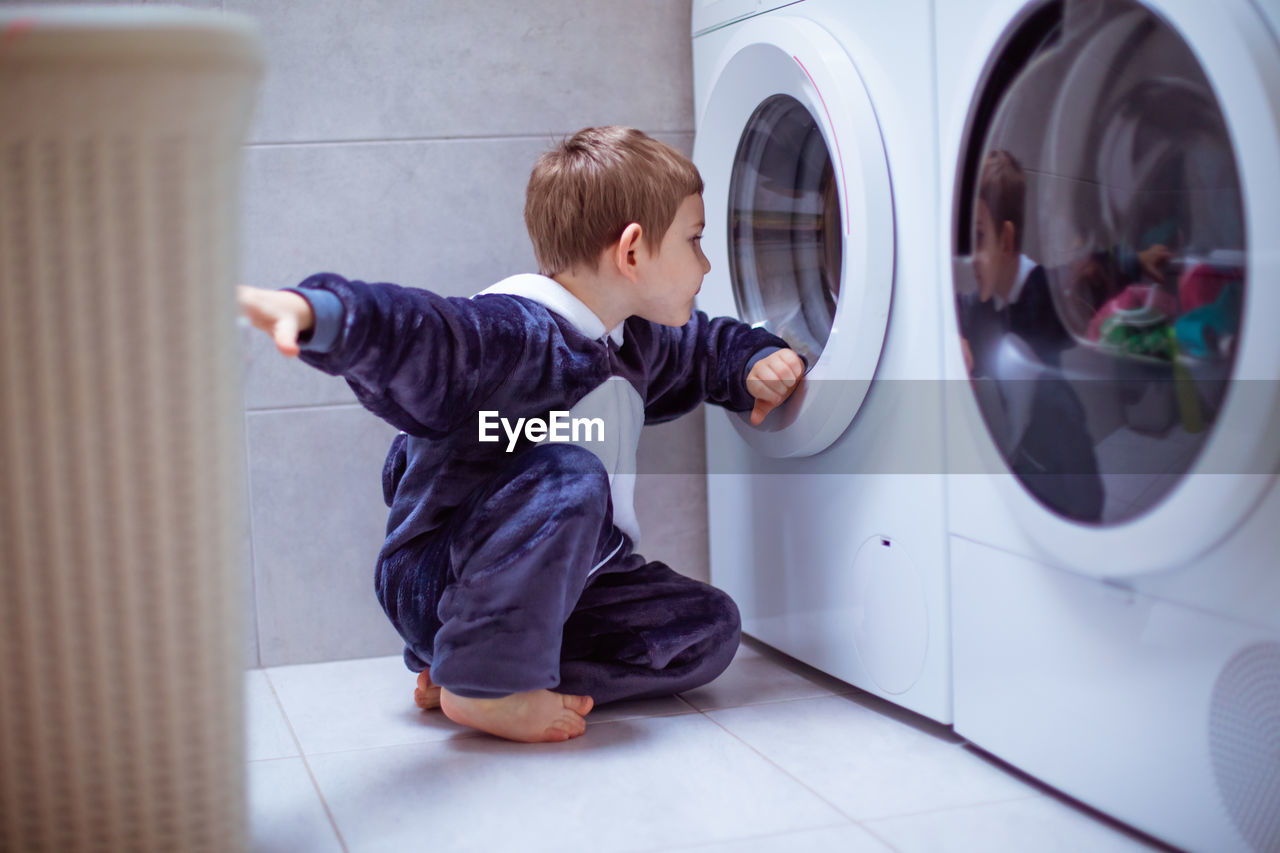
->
[994,254,1038,311]
[476,273,625,346]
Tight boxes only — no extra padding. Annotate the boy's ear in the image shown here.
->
[614,222,644,283]
[1000,220,1016,255]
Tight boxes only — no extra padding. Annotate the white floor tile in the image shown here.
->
[247,757,344,853]
[679,639,854,712]
[587,693,698,725]
[708,694,1039,821]
[665,824,892,853]
[266,654,474,754]
[862,793,1171,852]
[306,713,846,853]
[245,669,298,762]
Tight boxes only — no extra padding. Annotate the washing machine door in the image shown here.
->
[694,16,893,458]
[950,0,1280,576]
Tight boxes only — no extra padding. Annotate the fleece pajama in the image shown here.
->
[290,271,787,704]
[379,440,741,703]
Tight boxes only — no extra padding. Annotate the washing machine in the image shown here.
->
[693,1,950,722]
[937,0,1280,849]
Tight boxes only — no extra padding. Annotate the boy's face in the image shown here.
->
[633,194,711,326]
[972,199,1018,303]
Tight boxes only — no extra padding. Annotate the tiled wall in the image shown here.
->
[8,0,707,668]
[236,0,705,669]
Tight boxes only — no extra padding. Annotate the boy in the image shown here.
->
[960,149,1071,377]
[956,148,1102,521]
[239,127,805,743]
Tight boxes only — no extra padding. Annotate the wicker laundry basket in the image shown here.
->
[0,7,262,851]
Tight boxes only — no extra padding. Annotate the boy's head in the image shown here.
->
[973,149,1025,303]
[524,126,704,278]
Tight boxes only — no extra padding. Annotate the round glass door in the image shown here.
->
[953,0,1246,526]
[728,95,843,367]
[692,15,893,457]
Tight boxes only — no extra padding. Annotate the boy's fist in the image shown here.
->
[237,286,314,358]
[746,348,805,426]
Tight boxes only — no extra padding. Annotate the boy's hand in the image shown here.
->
[237,286,314,358]
[746,349,805,426]
[1138,243,1171,284]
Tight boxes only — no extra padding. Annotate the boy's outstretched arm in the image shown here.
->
[745,348,805,426]
[237,285,314,358]
[235,274,534,438]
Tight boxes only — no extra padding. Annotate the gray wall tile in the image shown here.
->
[661,131,695,159]
[636,406,711,584]
[247,405,403,665]
[227,0,694,144]
[241,330,358,411]
[241,138,543,296]
[240,136,545,407]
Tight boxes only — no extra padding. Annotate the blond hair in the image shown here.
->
[524,126,703,276]
[979,149,1026,251]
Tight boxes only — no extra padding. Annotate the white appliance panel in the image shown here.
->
[698,0,950,722]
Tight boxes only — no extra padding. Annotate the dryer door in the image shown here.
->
[694,16,893,458]
[949,0,1280,575]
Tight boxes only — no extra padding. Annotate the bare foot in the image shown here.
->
[439,687,594,743]
[413,669,442,711]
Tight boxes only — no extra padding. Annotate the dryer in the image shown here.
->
[693,0,950,722]
[937,0,1280,849]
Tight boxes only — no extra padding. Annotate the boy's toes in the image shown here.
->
[545,693,591,741]
[414,686,440,710]
[543,725,572,742]
[414,671,442,710]
[546,714,587,741]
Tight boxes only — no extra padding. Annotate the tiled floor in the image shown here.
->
[246,638,1172,853]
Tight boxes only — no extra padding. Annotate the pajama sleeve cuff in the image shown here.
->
[283,287,344,353]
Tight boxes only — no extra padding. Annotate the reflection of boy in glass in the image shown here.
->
[960,150,1068,375]
[957,150,1104,522]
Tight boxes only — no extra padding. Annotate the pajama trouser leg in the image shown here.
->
[376,442,740,704]
[378,443,620,698]
[556,560,741,705]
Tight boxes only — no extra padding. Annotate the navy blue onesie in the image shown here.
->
[956,260,1103,521]
[289,272,788,703]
